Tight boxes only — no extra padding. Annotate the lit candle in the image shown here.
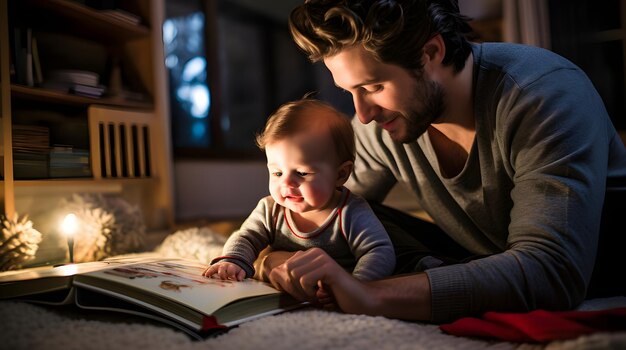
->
[61,213,78,264]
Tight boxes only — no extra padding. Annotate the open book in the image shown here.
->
[0,255,304,339]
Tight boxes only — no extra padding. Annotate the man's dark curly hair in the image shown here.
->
[289,0,473,73]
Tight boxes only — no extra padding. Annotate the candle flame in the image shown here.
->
[61,213,78,237]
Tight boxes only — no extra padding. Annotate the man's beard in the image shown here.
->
[396,78,446,143]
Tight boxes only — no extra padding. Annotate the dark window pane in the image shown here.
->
[163,3,211,149]
[217,15,268,151]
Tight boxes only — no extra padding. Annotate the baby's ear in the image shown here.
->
[336,160,354,186]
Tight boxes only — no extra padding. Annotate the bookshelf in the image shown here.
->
[0,0,174,244]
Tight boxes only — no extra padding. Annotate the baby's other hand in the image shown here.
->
[202,261,246,281]
[315,280,338,311]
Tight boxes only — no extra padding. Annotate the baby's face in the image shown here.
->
[265,128,341,215]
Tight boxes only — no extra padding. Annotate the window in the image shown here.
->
[163,6,211,150]
[163,0,347,159]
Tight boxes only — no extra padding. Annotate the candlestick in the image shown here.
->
[61,213,78,264]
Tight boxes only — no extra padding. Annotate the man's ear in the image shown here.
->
[336,160,354,186]
[422,33,446,67]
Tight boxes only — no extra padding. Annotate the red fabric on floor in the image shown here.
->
[439,307,626,342]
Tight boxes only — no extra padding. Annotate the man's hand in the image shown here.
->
[267,248,357,305]
[264,247,433,321]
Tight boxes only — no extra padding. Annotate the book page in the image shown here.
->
[74,258,282,316]
[0,255,165,283]
[74,287,206,340]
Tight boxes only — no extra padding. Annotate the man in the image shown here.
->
[256,0,626,323]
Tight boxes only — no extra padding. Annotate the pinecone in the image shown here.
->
[72,207,115,262]
[61,194,146,262]
[0,213,42,271]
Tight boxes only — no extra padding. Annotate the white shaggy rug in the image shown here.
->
[2,300,626,350]
[1,227,625,350]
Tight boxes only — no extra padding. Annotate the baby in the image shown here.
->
[203,98,395,285]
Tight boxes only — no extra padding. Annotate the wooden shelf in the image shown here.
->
[1,0,174,231]
[20,0,150,42]
[2,178,156,198]
[11,85,152,109]
[13,177,156,187]
[1,178,156,187]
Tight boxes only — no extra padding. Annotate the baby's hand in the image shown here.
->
[315,280,338,311]
[202,261,246,281]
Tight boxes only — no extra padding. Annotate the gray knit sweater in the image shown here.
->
[345,42,626,323]
[215,187,395,281]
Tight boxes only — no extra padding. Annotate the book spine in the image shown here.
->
[201,316,226,331]
[13,27,25,84]
[26,28,34,87]
[32,36,43,86]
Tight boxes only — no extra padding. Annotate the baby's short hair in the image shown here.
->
[256,97,355,164]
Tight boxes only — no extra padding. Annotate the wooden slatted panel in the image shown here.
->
[88,105,153,179]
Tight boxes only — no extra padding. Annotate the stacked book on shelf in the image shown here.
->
[8,127,92,180]
[49,145,91,178]
[12,26,149,103]
[12,125,50,179]
[43,69,106,98]
[100,9,142,26]
[12,27,42,87]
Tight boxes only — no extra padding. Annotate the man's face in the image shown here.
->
[324,45,445,143]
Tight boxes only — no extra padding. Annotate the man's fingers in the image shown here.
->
[297,272,323,298]
[269,264,311,301]
[287,265,329,300]
[267,248,343,303]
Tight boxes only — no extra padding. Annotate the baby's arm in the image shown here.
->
[344,197,396,281]
[203,261,246,281]
[201,197,276,280]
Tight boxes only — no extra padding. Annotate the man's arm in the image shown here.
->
[264,248,433,321]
